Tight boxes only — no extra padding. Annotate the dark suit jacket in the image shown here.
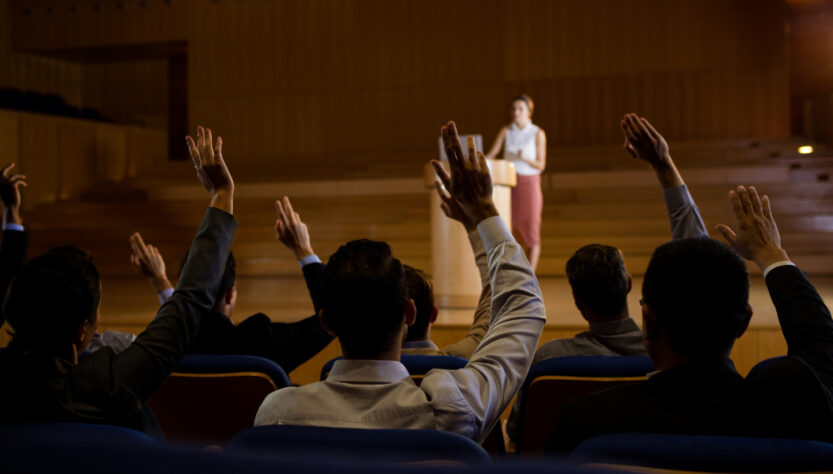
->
[0,208,237,431]
[189,261,334,373]
[547,265,833,453]
[0,229,29,325]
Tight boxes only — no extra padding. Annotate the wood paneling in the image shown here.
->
[8,0,790,173]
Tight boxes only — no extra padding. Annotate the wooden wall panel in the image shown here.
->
[9,0,791,173]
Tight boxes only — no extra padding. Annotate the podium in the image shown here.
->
[423,159,517,309]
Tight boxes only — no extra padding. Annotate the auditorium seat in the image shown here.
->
[0,422,158,450]
[147,354,290,445]
[513,356,654,455]
[569,433,833,472]
[227,425,492,466]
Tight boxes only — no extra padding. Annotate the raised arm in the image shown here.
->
[129,232,174,304]
[431,181,491,358]
[717,186,833,371]
[621,113,707,239]
[111,125,237,401]
[425,121,546,442]
[275,196,325,313]
[484,126,507,160]
[0,163,28,325]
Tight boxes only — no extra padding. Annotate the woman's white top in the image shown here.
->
[503,122,542,176]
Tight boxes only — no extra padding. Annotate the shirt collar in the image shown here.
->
[588,317,641,336]
[326,359,411,384]
[401,340,439,350]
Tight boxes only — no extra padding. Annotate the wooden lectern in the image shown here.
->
[424,158,517,309]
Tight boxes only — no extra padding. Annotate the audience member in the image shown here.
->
[505,114,707,442]
[126,197,333,372]
[0,126,238,433]
[254,121,546,443]
[400,182,492,358]
[546,185,833,453]
[0,163,27,327]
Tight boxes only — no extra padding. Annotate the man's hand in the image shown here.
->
[275,196,315,260]
[129,232,173,293]
[433,181,477,233]
[186,126,234,214]
[621,114,670,167]
[431,121,498,226]
[717,185,789,271]
[0,163,26,225]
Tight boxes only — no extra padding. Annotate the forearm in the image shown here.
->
[3,205,21,226]
[664,185,708,240]
[651,157,684,189]
[766,265,833,360]
[301,260,325,314]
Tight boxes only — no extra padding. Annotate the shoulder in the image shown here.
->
[535,126,546,138]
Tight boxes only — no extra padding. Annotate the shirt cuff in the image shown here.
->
[3,223,24,232]
[763,261,795,279]
[467,229,484,252]
[478,215,513,250]
[298,254,322,267]
[158,288,174,304]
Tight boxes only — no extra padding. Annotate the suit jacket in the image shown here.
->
[0,229,29,325]
[190,261,334,373]
[546,265,833,453]
[0,208,237,431]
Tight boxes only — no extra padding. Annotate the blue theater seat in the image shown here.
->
[570,433,833,472]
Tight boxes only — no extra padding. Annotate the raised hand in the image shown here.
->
[129,232,173,293]
[275,196,314,260]
[186,126,234,214]
[433,181,476,232]
[717,185,788,270]
[0,163,27,225]
[621,113,670,168]
[431,121,498,226]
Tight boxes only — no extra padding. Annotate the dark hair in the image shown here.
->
[566,244,629,318]
[403,265,434,341]
[180,250,236,306]
[323,239,408,358]
[642,238,749,359]
[512,94,534,116]
[4,246,101,350]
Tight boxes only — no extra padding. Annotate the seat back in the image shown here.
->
[515,356,654,454]
[570,433,833,472]
[147,354,290,445]
[228,425,492,465]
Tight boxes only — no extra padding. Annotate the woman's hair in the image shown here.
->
[512,94,534,116]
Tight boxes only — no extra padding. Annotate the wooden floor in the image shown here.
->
[3,137,833,384]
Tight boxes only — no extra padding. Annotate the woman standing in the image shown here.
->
[485,94,546,271]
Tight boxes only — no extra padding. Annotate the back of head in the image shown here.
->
[566,244,629,319]
[403,265,434,341]
[4,246,101,351]
[642,238,749,359]
[323,239,408,359]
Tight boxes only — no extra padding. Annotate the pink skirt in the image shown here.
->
[511,174,543,247]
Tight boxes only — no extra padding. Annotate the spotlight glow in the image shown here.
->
[798,145,814,155]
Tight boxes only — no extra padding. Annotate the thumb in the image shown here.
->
[716,224,737,245]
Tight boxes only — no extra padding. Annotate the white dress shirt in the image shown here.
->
[254,215,546,443]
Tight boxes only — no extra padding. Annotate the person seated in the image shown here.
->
[400,187,492,357]
[125,197,332,373]
[504,114,707,442]
[0,126,237,433]
[254,122,546,443]
[546,186,833,453]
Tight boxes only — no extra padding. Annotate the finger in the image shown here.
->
[16,181,27,188]
[197,126,205,160]
[762,195,774,221]
[467,136,478,171]
[748,186,763,215]
[634,116,656,144]
[441,125,457,168]
[623,138,637,158]
[431,160,452,190]
[448,121,466,167]
[728,190,744,218]
[9,174,26,183]
[0,163,14,178]
[185,136,200,168]
[275,219,284,237]
[205,128,215,165]
[277,198,292,230]
[129,255,139,269]
[640,117,662,141]
[476,151,488,176]
[215,136,223,162]
[283,196,297,226]
[440,201,452,218]
[132,232,149,258]
[737,185,754,214]
[716,224,738,245]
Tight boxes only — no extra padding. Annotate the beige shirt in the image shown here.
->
[253,216,546,443]
[402,230,491,358]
